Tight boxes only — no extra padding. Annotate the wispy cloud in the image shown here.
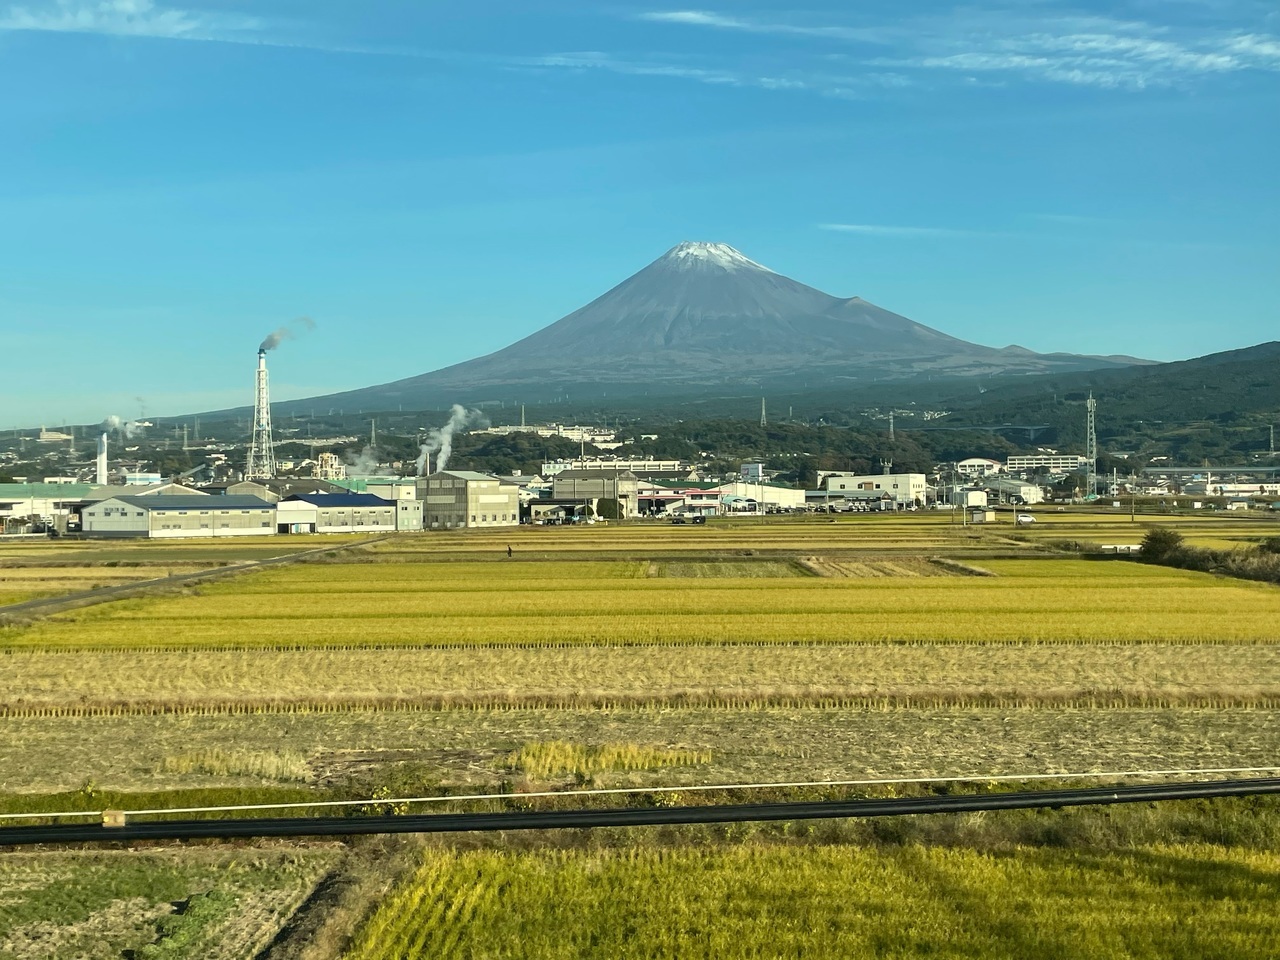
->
[0,0,259,41]
[8,1,1277,104]
[642,6,1280,91]
[819,223,999,238]
[639,10,894,45]
[1035,213,1120,225]
[522,51,906,99]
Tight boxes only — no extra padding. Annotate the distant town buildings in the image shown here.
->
[476,423,622,448]
[541,457,691,477]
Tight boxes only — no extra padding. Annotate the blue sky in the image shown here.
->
[1,0,1277,426]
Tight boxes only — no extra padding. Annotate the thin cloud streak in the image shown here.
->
[522,52,904,99]
[819,223,1003,239]
[639,10,894,45]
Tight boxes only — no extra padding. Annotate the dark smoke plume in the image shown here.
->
[259,316,316,352]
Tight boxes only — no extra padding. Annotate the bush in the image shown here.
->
[1141,527,1185,561]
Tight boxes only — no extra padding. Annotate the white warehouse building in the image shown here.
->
[81,495,276,538]
[955,458,1003,478]
[1006,454,1087,473]
[823,473,928,507]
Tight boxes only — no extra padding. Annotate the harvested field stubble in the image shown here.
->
[2,643,1278,715]
[2,707,1276,793]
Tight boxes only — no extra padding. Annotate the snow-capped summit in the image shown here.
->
[662,241,775,274]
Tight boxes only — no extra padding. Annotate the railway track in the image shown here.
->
[5,776,1278,847]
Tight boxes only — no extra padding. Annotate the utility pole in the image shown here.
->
[889,411,895,442]
[760,398,767,427]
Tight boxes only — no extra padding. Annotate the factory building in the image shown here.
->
[1006,454,1087,473]
[0,482,96,533]
[822,473,927,507]
[205,479,346,503]
[635,479,806,516]
[277,493,399,534]
[981,477,1046,505]
[550,469,639,516]
[81,495,276,538]
[419,471,520,529]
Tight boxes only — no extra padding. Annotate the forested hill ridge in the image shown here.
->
[931,341,1280,460]
[938,341,1280,424]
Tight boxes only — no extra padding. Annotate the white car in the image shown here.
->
[1016,514,1036,525]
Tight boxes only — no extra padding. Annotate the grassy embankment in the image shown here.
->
[0,846,336,960]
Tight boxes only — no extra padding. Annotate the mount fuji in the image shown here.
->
[283,242,1144,410]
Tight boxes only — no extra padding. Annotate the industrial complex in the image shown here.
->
[4,350,1278,539]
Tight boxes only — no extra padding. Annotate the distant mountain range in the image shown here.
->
[274,241,1148,412]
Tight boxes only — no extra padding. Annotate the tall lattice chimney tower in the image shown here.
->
[246,348,276,479]
[1085,392,1098,498]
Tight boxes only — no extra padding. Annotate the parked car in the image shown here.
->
[670,516,687,524]
[1016,514,1036,525]
[690,515,706,524]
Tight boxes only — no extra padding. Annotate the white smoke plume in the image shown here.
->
[260,316,316,352]
[416,405,486,475]
[103,415,143,439]
[346,445,381,477]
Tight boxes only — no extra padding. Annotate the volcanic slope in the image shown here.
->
[282,242,1142,410]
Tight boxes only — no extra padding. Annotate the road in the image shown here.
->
[0,535,392,623]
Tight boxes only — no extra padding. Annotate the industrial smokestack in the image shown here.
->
[246,348,277,480]
[96,433,108,486]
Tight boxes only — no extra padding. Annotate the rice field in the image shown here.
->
[2,514,1278,956]
[5,557,1280,650]
[345,843,1280,960]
